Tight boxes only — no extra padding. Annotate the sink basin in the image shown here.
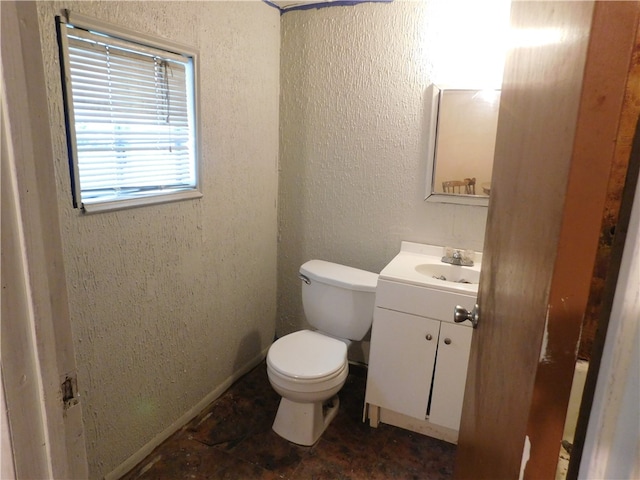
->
[379,242,482,294]
[415,264,480,285]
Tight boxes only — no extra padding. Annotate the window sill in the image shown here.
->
[81,189,203,214]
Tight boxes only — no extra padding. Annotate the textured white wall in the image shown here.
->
[278,1,501,340]
[36,2,279,478]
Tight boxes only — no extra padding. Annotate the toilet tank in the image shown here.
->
[299,260,378,341]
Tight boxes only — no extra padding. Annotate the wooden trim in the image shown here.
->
[524,2,640,478]
[569,113,640,479]
[577,2,640,360]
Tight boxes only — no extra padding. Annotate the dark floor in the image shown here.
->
[121,362,456,479]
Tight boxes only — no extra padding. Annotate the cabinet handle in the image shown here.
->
[444,338,452,345]
[426,334,433,341]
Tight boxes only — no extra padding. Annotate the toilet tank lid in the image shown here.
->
[300,260,378,292]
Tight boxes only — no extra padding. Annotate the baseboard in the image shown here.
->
[104,349,268,480]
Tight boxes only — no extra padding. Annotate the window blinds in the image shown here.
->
[61,23,197,207]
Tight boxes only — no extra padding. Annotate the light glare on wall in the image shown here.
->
[422,0,511,90]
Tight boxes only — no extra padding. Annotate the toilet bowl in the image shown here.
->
[267,260,378,446]
[267,330,349,445]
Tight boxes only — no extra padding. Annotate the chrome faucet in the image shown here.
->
[441,248,474,267]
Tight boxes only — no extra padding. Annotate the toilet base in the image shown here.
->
[272,395,340,446]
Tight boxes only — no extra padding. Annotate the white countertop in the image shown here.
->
[379,242,481,295]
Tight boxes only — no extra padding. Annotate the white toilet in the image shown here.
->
[266,259,378,446]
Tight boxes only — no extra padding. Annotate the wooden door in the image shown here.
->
[454,2,640,479]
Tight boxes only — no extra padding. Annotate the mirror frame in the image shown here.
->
[424,84,494,207]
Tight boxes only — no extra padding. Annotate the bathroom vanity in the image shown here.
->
[364,242,480,444]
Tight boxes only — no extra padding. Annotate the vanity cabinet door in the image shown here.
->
[365,307,440,420]
[428,322,473,430]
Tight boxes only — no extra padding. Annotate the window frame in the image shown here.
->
[56,12,202,213]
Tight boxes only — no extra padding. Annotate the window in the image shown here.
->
[56,13,201,212]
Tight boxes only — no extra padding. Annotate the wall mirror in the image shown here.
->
[425,85,501,206]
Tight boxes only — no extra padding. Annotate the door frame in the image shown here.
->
[572,121,640,478]
[1,2,88,478]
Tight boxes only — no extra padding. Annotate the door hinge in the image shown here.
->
[61,375,78,409]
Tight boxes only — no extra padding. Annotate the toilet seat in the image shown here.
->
[267,330,347,381]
